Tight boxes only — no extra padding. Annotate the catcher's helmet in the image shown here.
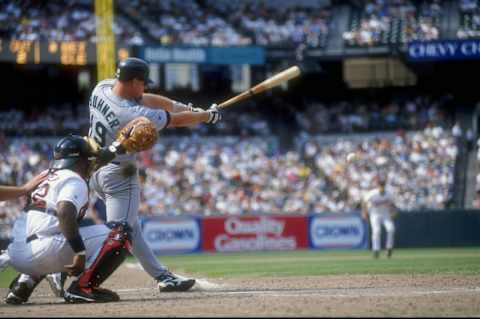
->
[52,135,93,170]
[115,57,153,85]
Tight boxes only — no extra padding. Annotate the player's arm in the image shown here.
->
[57,201,86,276]
[167,109,220,127]
[140,93,202,113]
[0,171,47,201]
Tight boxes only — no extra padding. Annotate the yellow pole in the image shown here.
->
[95,0,115,81]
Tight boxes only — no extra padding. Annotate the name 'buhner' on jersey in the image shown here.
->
[88,79,169,163]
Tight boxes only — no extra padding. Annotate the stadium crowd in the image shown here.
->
[119,0,331,47]
[205,0,331,47]
[0,0,331,48]
[0,0,145,44]
[0,104,88,137]
[302,125,457,212]
[0,104,270,138]
[0,94,453,137]
[2,0,478,48]
[457,0,480,39]
[296,95,453,134]
[0,119,458,238]
[343,0,442,47]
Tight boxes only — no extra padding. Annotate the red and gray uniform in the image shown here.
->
[7,169,111,277]
[88,79,170,278]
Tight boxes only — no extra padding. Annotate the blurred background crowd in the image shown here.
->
[0,94,462,237]
[1,0,477,47]
[0,0,479,239]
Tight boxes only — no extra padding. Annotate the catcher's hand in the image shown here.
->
[64,254,85,277]
[116,116,158,154]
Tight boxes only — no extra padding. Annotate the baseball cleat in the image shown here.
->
[156,271,196,292]
[5,274,42,305]
[373,251,380,259]
[46,272,67,298]
[64,281,120,303]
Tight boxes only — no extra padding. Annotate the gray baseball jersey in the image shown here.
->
[88,79,170,163]
[88,79,169,278]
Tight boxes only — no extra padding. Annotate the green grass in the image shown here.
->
[1,248,479,287]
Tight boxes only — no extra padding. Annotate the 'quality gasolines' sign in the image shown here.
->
[202,215,308,252]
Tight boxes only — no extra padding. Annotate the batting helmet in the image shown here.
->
[51,135,94,170]
[115,57,153,85]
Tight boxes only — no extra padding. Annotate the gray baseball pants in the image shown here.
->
[90,162,167,279]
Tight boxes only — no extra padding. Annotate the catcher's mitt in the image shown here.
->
[116,116,158,154]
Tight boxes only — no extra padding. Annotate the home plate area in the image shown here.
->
[1,263,480,317]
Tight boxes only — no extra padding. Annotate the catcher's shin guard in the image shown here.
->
[77,221,131,288]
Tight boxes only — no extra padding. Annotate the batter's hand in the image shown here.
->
[64,254,86,277]
[206,104,222,124]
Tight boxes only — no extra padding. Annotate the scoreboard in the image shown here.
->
[0,39,130,65]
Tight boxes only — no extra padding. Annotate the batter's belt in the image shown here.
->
[26,234,38,243]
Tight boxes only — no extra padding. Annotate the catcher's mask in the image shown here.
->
[51,135,97,177]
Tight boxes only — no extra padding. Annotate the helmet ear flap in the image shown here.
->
[52,135,94,171]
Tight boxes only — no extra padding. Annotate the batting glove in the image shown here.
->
[206,104,222,124]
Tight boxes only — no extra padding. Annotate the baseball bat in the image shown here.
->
[217,65,301,109]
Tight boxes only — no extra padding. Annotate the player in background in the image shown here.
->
[4,135,132,304]
[87,57,221,292]
[362,176,397,259]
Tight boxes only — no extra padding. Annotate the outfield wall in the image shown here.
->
[140,210,480,255]
[2,211,478,253]
[141,213,369,255]
[394,210,480,248]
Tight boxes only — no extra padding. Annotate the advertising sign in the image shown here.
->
[309,213,369,249]
[142,216,201,254]
[408,39,480,61]
[202,215,308,252]
[141,46,265,65]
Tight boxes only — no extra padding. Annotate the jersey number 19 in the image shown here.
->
[89,114,107,147]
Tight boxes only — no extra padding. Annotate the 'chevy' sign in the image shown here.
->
[408,39,480,61]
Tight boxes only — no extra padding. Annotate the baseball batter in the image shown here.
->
[87,57,221,291]
[4,136,131,304]
[362,176,397,259]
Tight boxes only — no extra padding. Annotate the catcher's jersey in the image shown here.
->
[24,169,89,239]
[88,79,170,163]
[363,189,394,216]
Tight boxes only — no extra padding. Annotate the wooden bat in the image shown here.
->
[217,65,301,109]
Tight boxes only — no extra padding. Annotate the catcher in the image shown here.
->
[3,118,162,304]
[85,57,221,294]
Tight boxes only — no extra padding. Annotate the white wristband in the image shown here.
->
[173,101,190,113]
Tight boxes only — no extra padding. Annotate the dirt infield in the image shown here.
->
[1,264,480,317]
